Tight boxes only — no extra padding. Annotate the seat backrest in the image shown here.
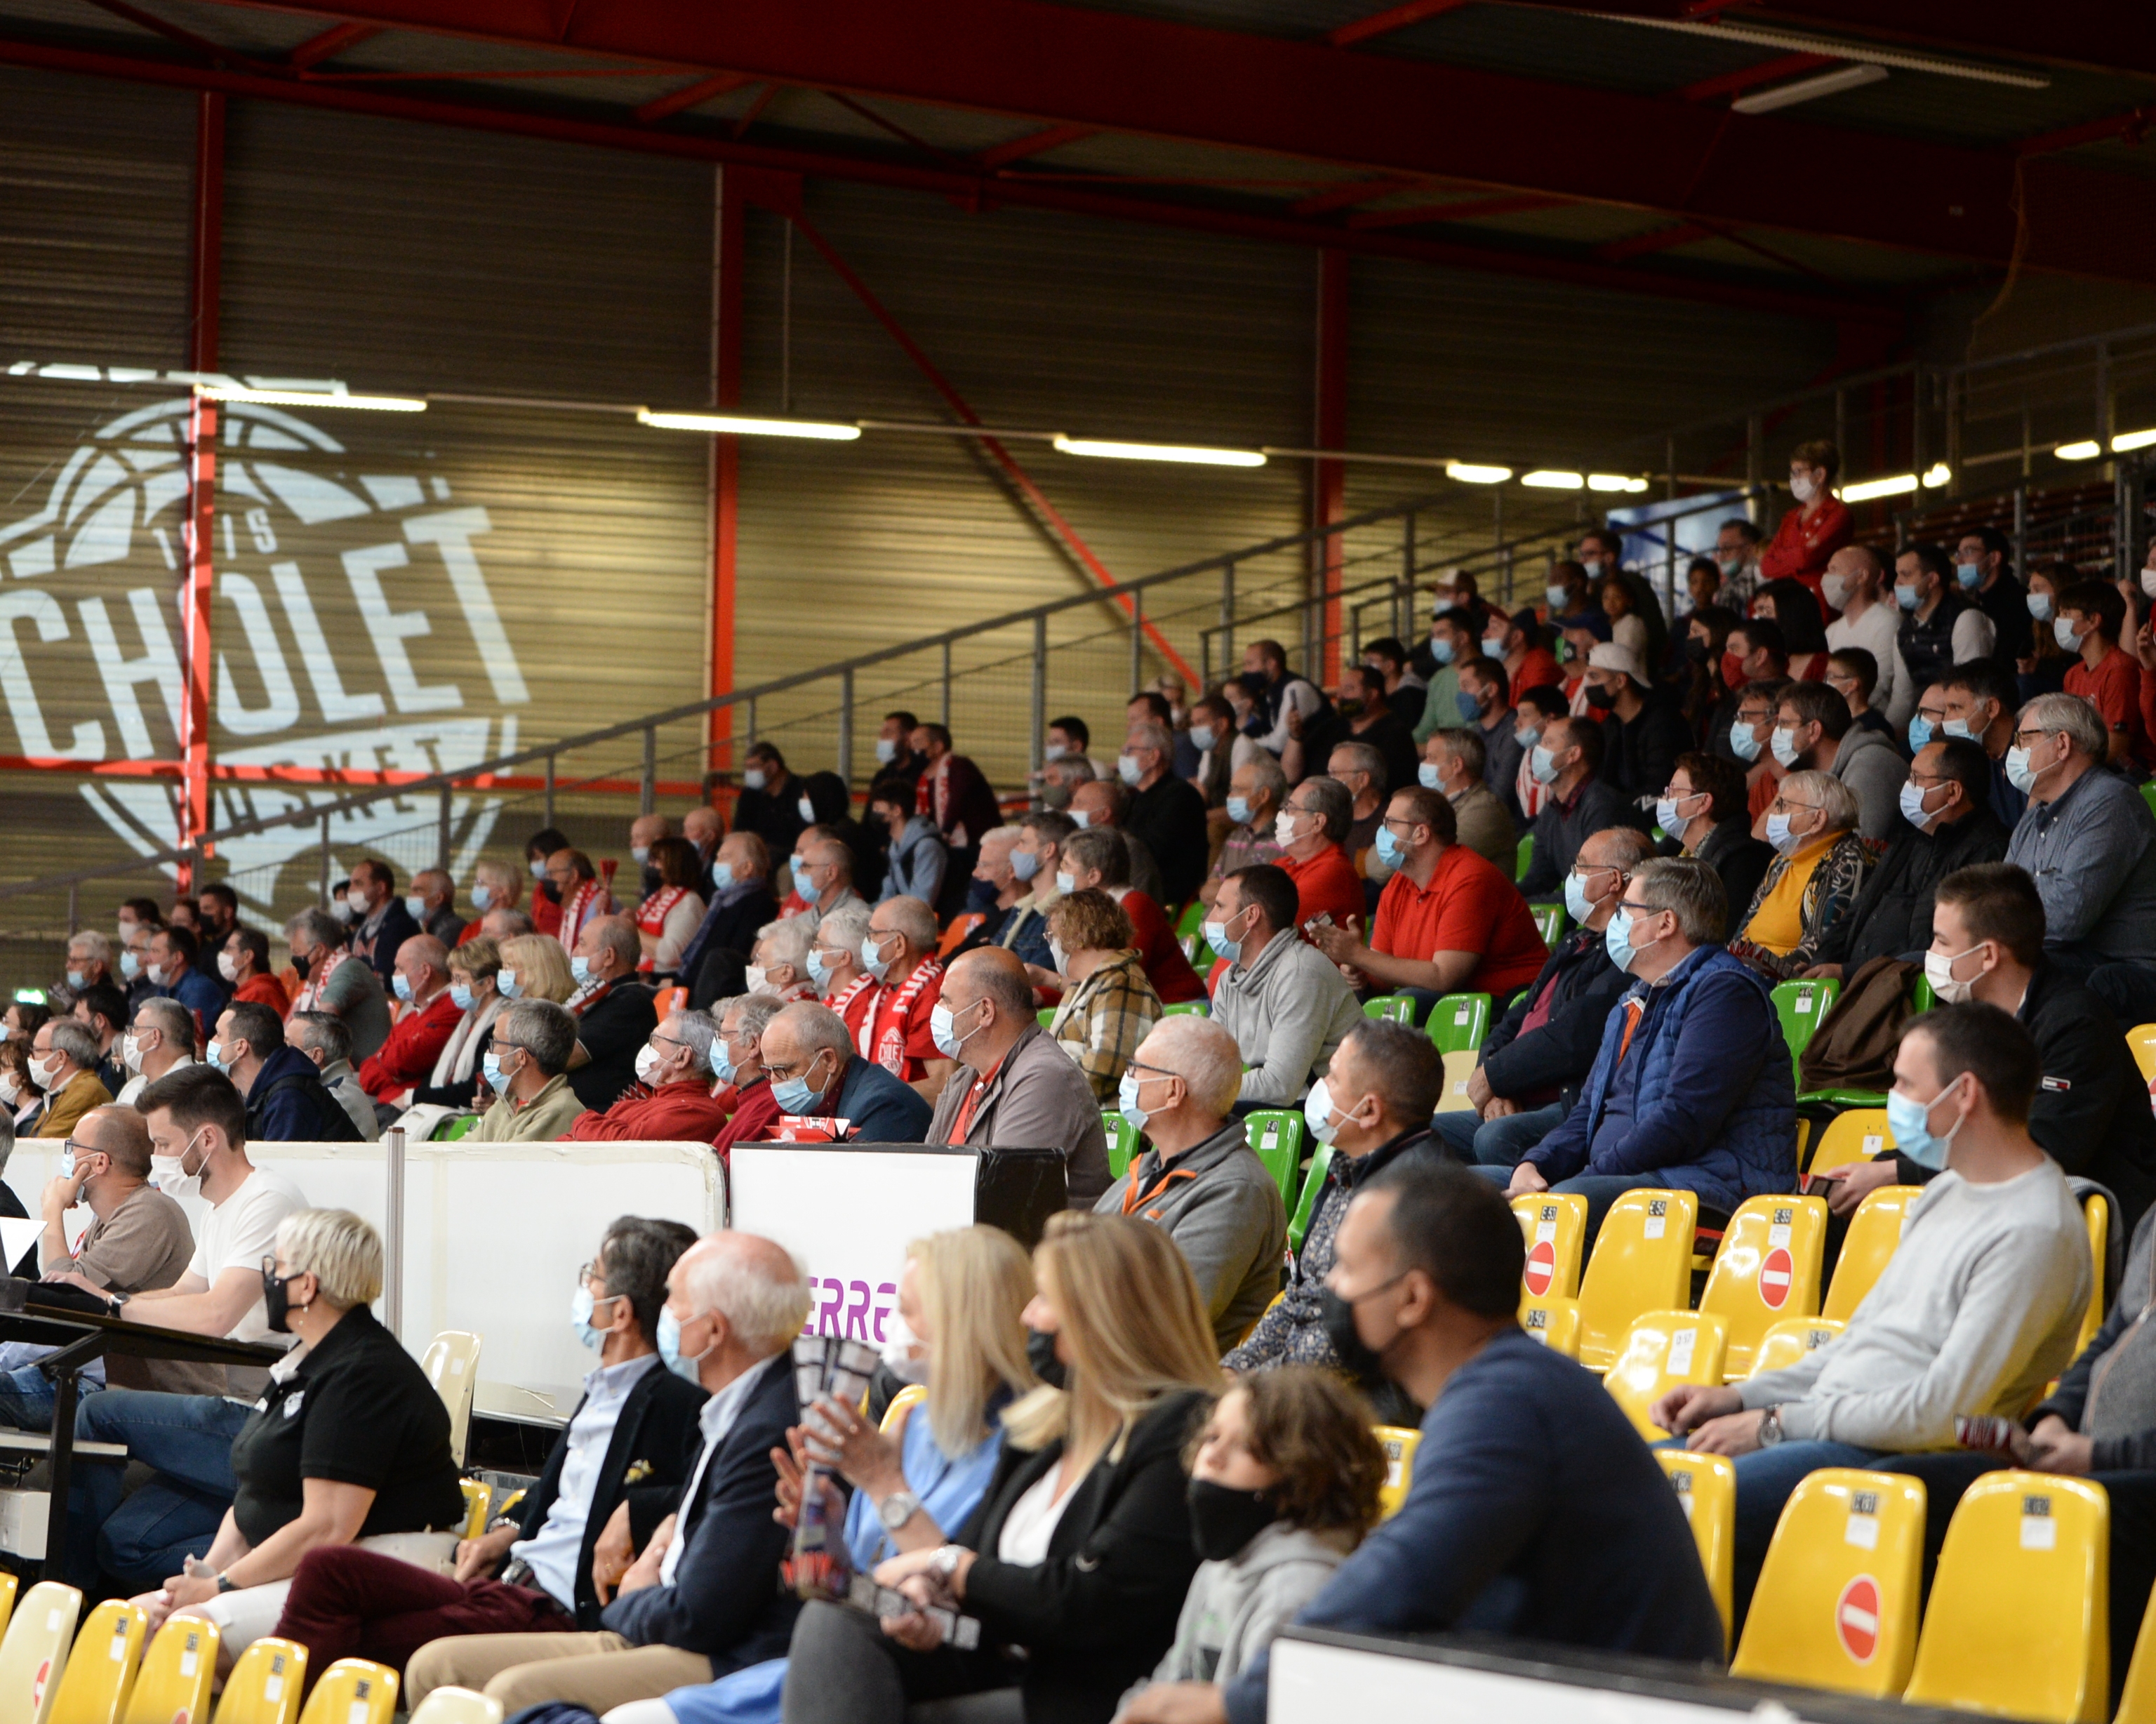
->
[1750,1315,1846,1378]
[1373,1425,1420,1520]
[1036,1007,1056,1029]
[2112,1569,2156,1724]
[1515,833,1533,882]
[1511,1193,1588,1302]
[2075,1193,2110,1358]
[1426,992,1490,1054]
[1362,995,1413,1023]
[0,1581,81,1724]
[420,1330,484,1468]
[934,914,984,957]
[1517,1294,1581,1358]
[48,1598,145,1724]
[1822,1184,1925,1322]
[458,1477,492,1540]
[1810,1107,1897,1176]
[295,1659,399,1724]
[1286,1142,1335,1253]
[1772,977,1841,1075]
[1731,1468,1927,1697]
[0,1572,16,1640]
[1161,1002,1209,1018]
[1576,1188,1698,1371]
[1242,1111,1305,1202]
[1433,1048,1477,1114]
[1603,1310,1727,1438]
[121,1619,219,1724]
[407,1690,505,1724]
[212,1636,308,1724]
[1656,1451,1735,1655]
[2129,1023,2156,1085]
[651,984,689,1019]
[1698,1195,1829,1379]
[879,1382,928,1435]
[1531,903,1567,948]
[1904,1471,2109,1723]
[1101,1112,1138,1180]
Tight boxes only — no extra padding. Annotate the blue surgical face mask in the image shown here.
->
[58,1146,77,1181]
[1515,722,1541,751]
[656,1305,710,1382]
[571,1283,620,1351]
[1417,762,1443,791]
[1546,584,1571,614]
[471,883,493,913]
[2005,744,2042,793]
[1764,811,1803,856]
[791,858,816,895]
[1430,636,1455,665]
[1885,1075,1967,1172]
[1941,718,1976,741]
[931,998,983,1060]
[450,981,475,1012]
[1117,1070,1156,1132]
[1563,870,1596,923]
[1908,716,1935,752]
[2028,591,2055,623]
[1530,744,1560,784]
[710,1039,738,1087]
[2054,615,2082,652]
[1604,906,1637,972]
[119,950,140,981]
[711,859,736,891]
[531,858,549,881]
[1454,690,1482,723]
[1769,726,1803,769]
[569,955,594,988]
[393,972,415,1003]
[405,894,427,922]
[1225,795,1253,826]
[1010,848,1041,882]
[771,1052,828,1115]
[206,1039,231,1074]
[1303,1077,1343,1146]
[1204,906,1247,964]
[862,933,894,981]
[1955,562,1983,590]
[1190,725,1217,752]
[497,969,522,1000]
[1894,583,1921,612]
[1898,779,1938,830]
[65,969,85,990]
[877,737,898,764]
[1373,824,1405,869]
[806,949,834,990]
[1729,720,1763,763]
[743,768,767,792]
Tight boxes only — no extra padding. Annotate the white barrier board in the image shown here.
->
[730,1145,980,1343]
[1272,1639,1742,1724]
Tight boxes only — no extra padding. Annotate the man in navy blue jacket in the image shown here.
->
[763,1001,933,1143]
[1435,825,1647,1168]
[1500,856,1795,1239]
[1126,1160,1724,1724]
[405,1231,811,1715]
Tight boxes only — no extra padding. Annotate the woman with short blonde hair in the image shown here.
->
[497,931,574,1004]
[418,935,507,1103]
[1729,767,1875,981]
[1044,888,1162,1103]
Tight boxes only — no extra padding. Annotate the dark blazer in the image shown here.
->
[354,899,421,992]
[959,1389,1210,1724]
[568,981,660,1110]
[600,1353,801,1669]
[514,1360,709,1631]
[679,884,780,999]
[834,1054,933,1143]
[1520,778,1644,896]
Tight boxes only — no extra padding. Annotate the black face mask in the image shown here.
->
[1026,1327,1067,1391]
[1684,637,1710,665]
[290,948,315,979]
[1187,1478,1282,1563]
[1336,698,1364,720]
[1585,683,1617,711]
[1319,1285,1390,1384]
[262,1266,302,1334]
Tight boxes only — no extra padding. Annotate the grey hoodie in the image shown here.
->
[1209,928,1364,1107]
[1122,1521,1354,1706]
[1831,723,1910,844]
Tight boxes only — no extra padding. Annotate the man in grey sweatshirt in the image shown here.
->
[1775,681,1908,845]
[1653,1001,2091,1618]
[1207,865,1362,1109]
[1095,1015,1287,1352]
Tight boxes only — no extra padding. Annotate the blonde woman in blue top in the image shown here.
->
[599,1226,1038,1724]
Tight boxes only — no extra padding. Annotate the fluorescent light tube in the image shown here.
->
[1522,470,1585,490]
[1731,63,1889,116]
[1840,473,1919,502]
[1445,462,1512,484]
[1051,435,1265,467]
[197,385,427,412]
[638,407,860,439]
[2055,440,2102,461]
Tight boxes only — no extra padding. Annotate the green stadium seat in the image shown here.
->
[1427,993,1490,1054]
[1102,1111,1138,1180]
[1243,1110,1305,1202]
[1362,994,1415,1023]
[1287,1141,1335,1252]
[1529,903,1568,948]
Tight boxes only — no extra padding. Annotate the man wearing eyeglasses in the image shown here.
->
[472,1000,589,1143]
[568,1009,736,1147]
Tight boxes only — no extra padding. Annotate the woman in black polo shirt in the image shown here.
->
[142,1207,465,1666]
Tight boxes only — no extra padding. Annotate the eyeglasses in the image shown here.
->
[760,1051,826,1082]
[577,1260,608,1291]
[2012,727,2061,745]
[1769,798,1822,816]
[651,1034,690,1052]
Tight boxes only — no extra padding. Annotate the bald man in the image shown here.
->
[357,934,463,1106]
[925,948,1112,1205]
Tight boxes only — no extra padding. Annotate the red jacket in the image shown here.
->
[1758,496,1853,603]
[356,991,463,1102]
[232,974,291,1018]
[1120,890,1205,1004]
[566,1080,736,1146]
[713,1078,781,1162]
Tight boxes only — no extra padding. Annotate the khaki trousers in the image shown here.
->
[405,1630,713,1713]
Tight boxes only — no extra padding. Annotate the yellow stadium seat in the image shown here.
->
[1518,1294,1581,1359]
[46,1599,146,1724]
[1732,1468,1925,1697]
[1511,1193,1587,1303]
[1698,1195,1829,1379]
[1656,1451,1735,1655]
[1576,1188,1698,1372]
[1603,1311,1726,1439]
[879,1383,928,1434]
[1904,1471,2109,1723]
[295,1659,398,1724]
[120,1619,218,1724]
[1809,1107,1896,1172]
[2075,1193,2110,1360]
[1373,1425,1420,1520]
[0,1581,82,1724]
[2128,1023,2156,1084]
[459,1478,492,1540]
[2114,1582,2156,1724]
[0,1572,15,1640]
[213,1637,307,1724]
[1750,1315,1846,1378]
[408,1690,505,1724]
[1433,1049,1477,1114]
[422,1332,484,1468]
[1822,1185,1924,1322]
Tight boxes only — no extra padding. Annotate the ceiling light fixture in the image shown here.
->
[1922,463,1952,488]
[1840,473,1919,502]
[1731,63,1889,116]
[1588,473,1651,493]
[196,384,427,412]
[2112,429,2156,453]
[1593,13,2047,88]
[1051,435,1265,467]
[638,407,861,439]
[1445,461,1512,484]
[1522,470,1585,490]
[2056,440,2103,461]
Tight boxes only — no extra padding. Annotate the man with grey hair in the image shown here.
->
[287,906,392,1061]
[1419,728,1515,875]
[747,915,818,1001]
[712,993,788,1156]
[116,996,197,1106]
[568,1009,733,1145]
[406,1230,811,1715]
[286,1010,380,1141]
[66,929,114,992]
[1498,856,1797,1242]
[1326,738,1390,875]
[1120,716,1209,906]
[1095,1015,1287,1351]
[30,1017,110,1139]
[2003,692,2156,1021]
[855,896,954,1102]
[1274,771,1366,934]
[567,915,660,1111]
[1201,754,1289,907]
[480,906,536,943]
[723,1000,930,1146]
[786,829,865,935]
[472,999,587,1142]
[1037,748,1096,814]
[1071,776,1168,905]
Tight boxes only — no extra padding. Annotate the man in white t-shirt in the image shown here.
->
[55,1063,308,1593]
[1822,544,1917,731]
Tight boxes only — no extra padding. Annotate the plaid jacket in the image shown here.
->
[1048,948,1162,1103]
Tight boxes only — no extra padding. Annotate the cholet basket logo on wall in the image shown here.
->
[0,392,531,921]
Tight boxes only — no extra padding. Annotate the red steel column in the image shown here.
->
[1314,248,1349,684]
[707,166,743,777]
[177,90,225,889]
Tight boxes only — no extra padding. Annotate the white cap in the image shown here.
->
[1588,641,1649,687]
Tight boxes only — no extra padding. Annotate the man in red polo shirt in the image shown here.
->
[568,1005,735,1144]
[1309,786,1548,1009]
[1274,776,1368,935]
[356,935,461,1108]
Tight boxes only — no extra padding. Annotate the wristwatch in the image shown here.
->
[105,1294,124,1320]
[215,1573,237,1594]
[931,1544,964,1580]
[878,1490,923,1532]
[1758,1405,1784,1447]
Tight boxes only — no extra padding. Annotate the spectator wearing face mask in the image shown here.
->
[1362,637,1427,729]
[213,1000,364,1143]
[525,829,572,939]
[1187,694,1243,814]
[870,788,951,915]
[1038,749,1098,818]
[1895,543,1996,694]
[472,1000,590,1143]
[0,1042,41,1136]
[1289,668,1415,804]
[1411,611,1478,745]
[870,710,929,811]
[114,996,198,1106]
[404,869,465,949]
[1576,528,1667,669]
[1770,681,1906,844]
[995,814,1069,982]
[2021,560,2076,701]
[812,904,876,1047]
[287,1012,382,1141]
[961,827,1032,954]
[1120,720,1211,910]
[783,830,868,934]
[733,743,808,860]
[681,833,778,1012]
[65,929,114,995]
[28,1018,112,1140]
[2055,579,2155,771]
[1822,545,1917,731]
[568,1009,736,1145]
[912,723,1002,888]
[1756,441,1853,606]
[1954,524,2033,671]
[464,859,525,946]
[1270,776,1367,938]
[220,927,291,1016]
[1726,771,1874,983]
[344,859,420,996]
[566,917,662,1111]
[1206,866,1360,1110]
[736,1001,931,1143]
[1517,717,1642,897]
[1725,674,1794,822]
[146,923,227,1040]
[1059,829,1205,1006]
[1453,654,1524,821]
[1510,687,1569,826]
[1044,889,1165,1106]
[637,839,710,980]
[1583,642,1689,806]
[72,980,129,1099]
[1199,757,1288,908]
[1712,518,1764,609]
[709,995,784,1156]
[354,936,463,1110]
[1418,729,1513,875]
[747,917,819,1006]
[852,897,954,1102]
